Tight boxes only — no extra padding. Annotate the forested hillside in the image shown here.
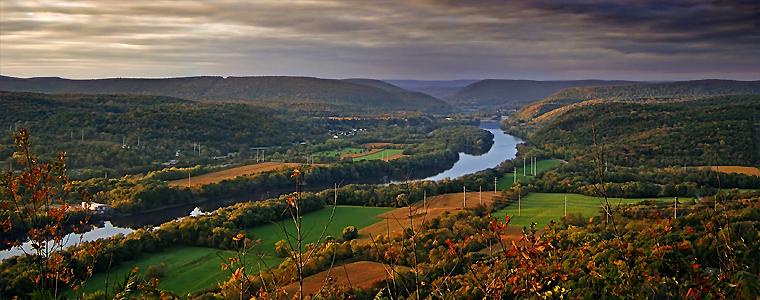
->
[523,95,760,167]
[0,76,451,113]
[0,91,325,176]
[517,79,760,121]
[447,79,635,108]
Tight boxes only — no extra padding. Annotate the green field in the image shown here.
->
[353,149,404,161]
[247,205,393,254]
[493,192,679,229]
[314,147,365,158]
[78,206,391,296]
[496,159,562,190]
[78,246,282,296]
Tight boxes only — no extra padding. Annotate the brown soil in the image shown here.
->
[708,166,760,177]
[167,162,302,187]
[358,191,504,243]
[282,261,409,296]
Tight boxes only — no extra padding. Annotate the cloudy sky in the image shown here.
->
[1,0,758,80]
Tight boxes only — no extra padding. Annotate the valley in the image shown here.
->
[2,77,759,299]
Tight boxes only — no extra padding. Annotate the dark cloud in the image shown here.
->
[0,0,757,80]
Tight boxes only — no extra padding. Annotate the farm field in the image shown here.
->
[314,147,365,158]
[708,165,760,177]
[493,193,682,229]
[353,149,405,161]
[78,206,391,295]
[363,142,405,148]
[78,246,282,295]
[167,162,301,187]
[496,159,562,190]
[358,191,503,242]
[247,206,393,255]
[283,261,409,296]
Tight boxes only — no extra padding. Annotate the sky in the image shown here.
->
[1,0,758,81]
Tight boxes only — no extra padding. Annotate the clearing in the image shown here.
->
[493,192,682,229]
[708,166,760,177]
[283,261,409,296]
[496,159,562,190]
[358,191,503,242]
[168,162,302,187]
[353,149,405,161]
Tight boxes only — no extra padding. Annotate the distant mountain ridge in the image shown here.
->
[446,79,638,108]
[516,79,760,122]
[0,75,451,113]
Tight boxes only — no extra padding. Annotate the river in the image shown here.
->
[1,121,522,261]
[423,121,523,180]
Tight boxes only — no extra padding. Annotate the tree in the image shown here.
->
[342,226,359,241]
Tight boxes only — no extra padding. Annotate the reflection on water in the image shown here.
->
[424,121,522,181]
[0,221,134,260]
[0,207,211,261]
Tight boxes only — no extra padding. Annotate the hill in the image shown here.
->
[517,79,760,122]
[0,91,320,176]
[342,78,450,110]
[529,95,760,167]
[0,75,451,113]
[446,79,636,108]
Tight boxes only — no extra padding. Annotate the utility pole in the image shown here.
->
[564,194,567,217]
[462,186,467,208]
[188,170,191,187]
[673,196,677,219]
[479,186,483,206]
[513,167,517,183]
[423,190,426,209]
[523,157,526,176]
[518,192,521,216]
[494,177,498,194]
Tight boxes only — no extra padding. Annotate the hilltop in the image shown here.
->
[0,75,451,113]
[446,79,636,108]
[516,79,760,122]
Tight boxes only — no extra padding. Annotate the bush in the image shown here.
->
[274,239,289,258]
[341,226,358,241]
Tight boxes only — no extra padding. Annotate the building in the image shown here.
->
[81,202,112,215]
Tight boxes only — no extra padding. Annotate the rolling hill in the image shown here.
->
[446,79,636,108]
[0,75,451,113]
[530,95,760,167]
[516,79,760,122]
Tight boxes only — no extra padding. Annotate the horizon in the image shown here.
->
[1,1,759,81]
[2,74,757,83]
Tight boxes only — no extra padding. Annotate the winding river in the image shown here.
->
[424,121,523,180]
[1,120,522,261]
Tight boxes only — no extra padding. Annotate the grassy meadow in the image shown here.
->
[78,246,282,296]
[496,159,562,190]
[353,149,404,161]
[78,206,391,295]
[493,192,681,229]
